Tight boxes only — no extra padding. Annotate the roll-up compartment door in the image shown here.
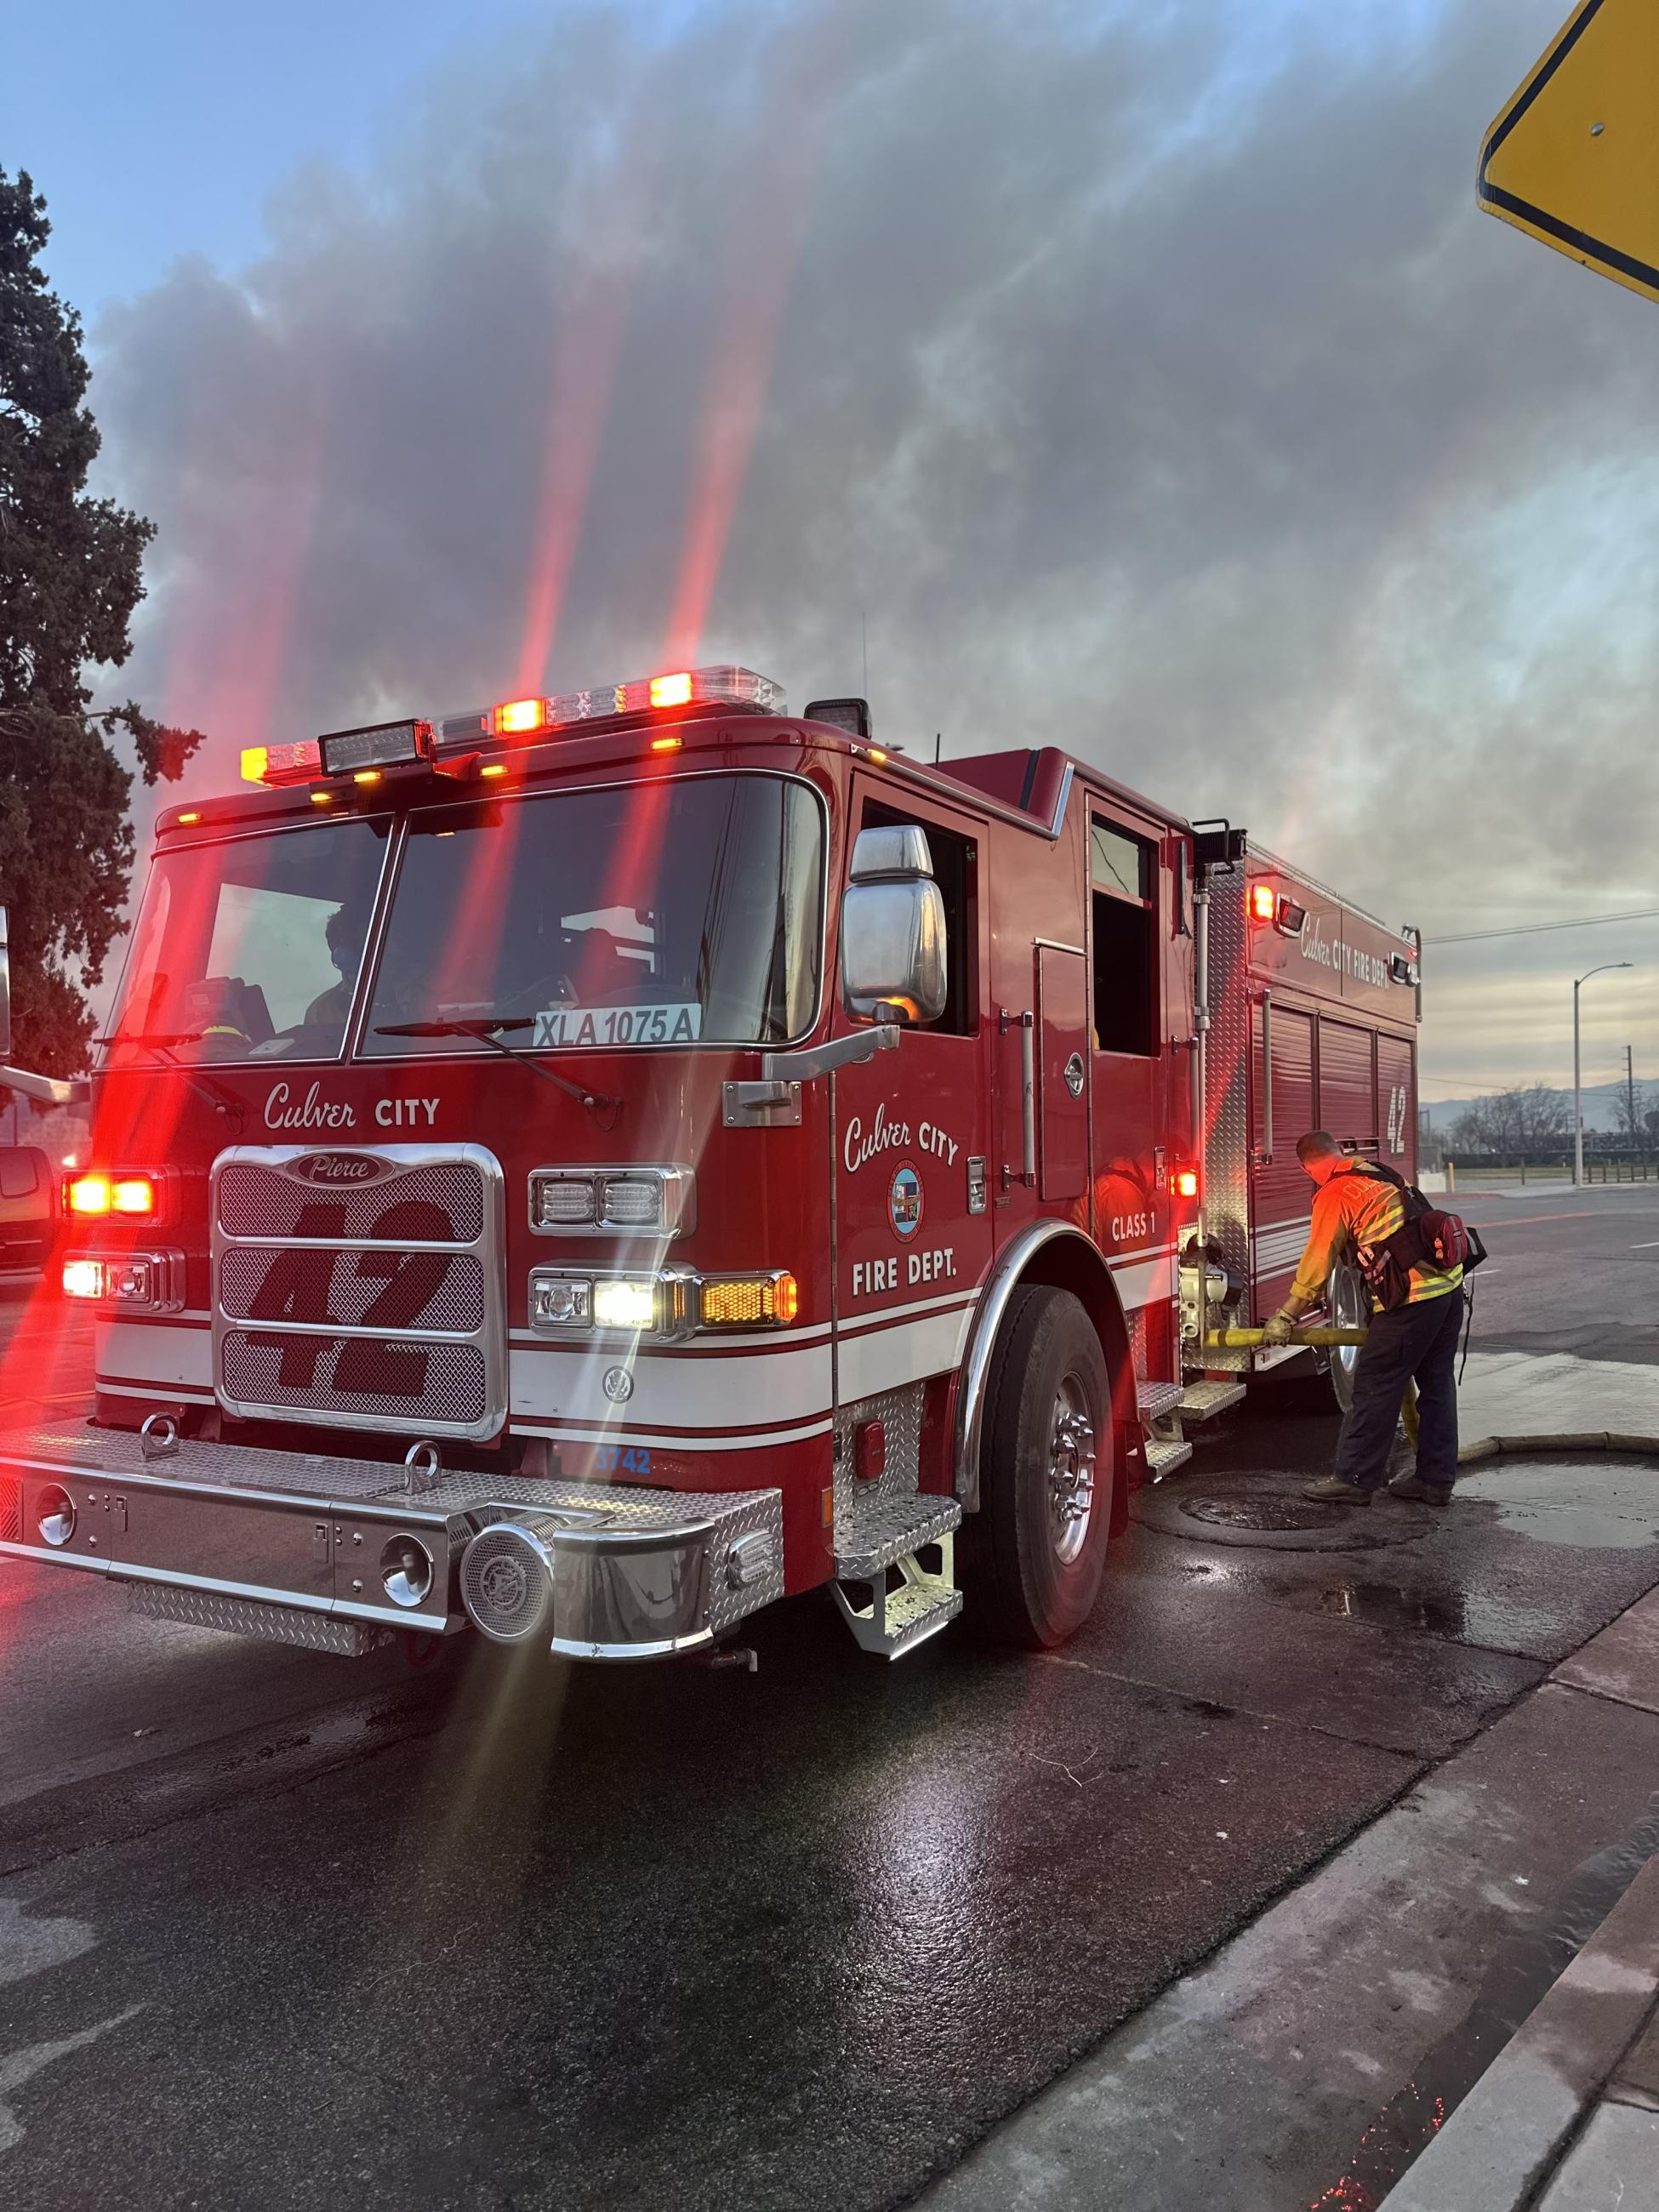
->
[1318,1019,1377,1149]
[1251,1001,1314,1308]
[1377,1034,1416,1172]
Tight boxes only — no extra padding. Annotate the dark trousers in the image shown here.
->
[1333,1290,1464,1493]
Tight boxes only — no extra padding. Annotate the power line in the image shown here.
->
[1428,906,1659,947]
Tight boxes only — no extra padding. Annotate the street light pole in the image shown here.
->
[1573,962,1633,1186]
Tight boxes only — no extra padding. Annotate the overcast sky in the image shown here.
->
[4,0,1655,1101]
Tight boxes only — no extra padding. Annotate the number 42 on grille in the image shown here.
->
[2,658,1422,1663]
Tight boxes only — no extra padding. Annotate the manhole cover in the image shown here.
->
[1132,1477,1434,1553]
[1180,1495,1345,1533]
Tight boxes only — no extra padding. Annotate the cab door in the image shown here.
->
[831,784,994,1417]
[1086,809,1166,1310]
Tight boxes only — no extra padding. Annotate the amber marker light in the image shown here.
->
[493,698,549,737]
[650,735,683,754]
[310,790,333,805]
[480,763,509,780]
[649,671,694,709]
[867,746,889,765]
[353,769,382,786]
[179,810,201,825]
[698,1272,799,1329]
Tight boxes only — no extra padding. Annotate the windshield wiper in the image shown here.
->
[93,1030,243,1125]
[373,1018,617,1117]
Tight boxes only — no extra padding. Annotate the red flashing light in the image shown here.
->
[1250,884,1276,922]
[65,1172,157,1217]
[1172,1167,1199,1200]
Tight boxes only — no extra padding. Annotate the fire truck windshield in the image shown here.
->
[102,818,391,1067]
[362,772,824,1054]
[102,774,823,1067]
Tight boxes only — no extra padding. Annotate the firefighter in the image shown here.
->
[1261,1131,1464,1508]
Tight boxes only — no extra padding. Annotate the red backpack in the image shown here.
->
[1354,1162,1486,1312]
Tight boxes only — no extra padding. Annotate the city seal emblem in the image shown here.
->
[889,1164,923,1240]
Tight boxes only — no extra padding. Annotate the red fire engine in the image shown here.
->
[0,668,1420,1662]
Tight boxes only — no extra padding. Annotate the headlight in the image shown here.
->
[533,1276,592,1326]
[60,1251,184,1313]
[527,1269,691,1337]
[592,1278,662,1331]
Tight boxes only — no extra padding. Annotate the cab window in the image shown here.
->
[1091,816,1157,1057]
[860,801,976,1036]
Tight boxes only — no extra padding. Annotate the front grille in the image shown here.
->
[217,1246,486,1331]
[217,1160,485,1242]
[211,1143,505,1442]
[219,1332,489,1426]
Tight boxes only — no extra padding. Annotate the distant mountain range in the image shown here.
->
[1422,1078,1637,1135]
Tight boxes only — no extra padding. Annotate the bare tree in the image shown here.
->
[1448,1083,1570,1154]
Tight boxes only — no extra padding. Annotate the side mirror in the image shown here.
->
[0,906,10,1063]
[840,825,948,1024]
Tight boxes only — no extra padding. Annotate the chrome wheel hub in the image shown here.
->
[1048,1378,1097,1565]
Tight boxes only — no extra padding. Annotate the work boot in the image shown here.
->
[1388,1475,1453,1507]
[1302,1475,1371,1507]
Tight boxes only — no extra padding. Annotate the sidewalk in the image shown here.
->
[916,1544,1659,2211]
[1378,1847,1659,2210]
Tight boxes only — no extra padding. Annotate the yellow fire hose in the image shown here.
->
[1202,1326,1659,1466]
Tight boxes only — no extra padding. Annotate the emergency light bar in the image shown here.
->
[238,668,785,790]
[453,665,784,745]
[317,719,434,776]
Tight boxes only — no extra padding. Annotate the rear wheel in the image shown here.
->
[963,1286,1115,1649]
[1326,1258,1368,1414]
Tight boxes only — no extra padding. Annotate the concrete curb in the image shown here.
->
[1377,1850,1659,2211]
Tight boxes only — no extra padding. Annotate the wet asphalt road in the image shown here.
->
[1450,1183,1659,1363]
[3,1194,1658,2212]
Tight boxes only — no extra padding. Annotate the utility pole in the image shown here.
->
[1628,1044,1638,1144]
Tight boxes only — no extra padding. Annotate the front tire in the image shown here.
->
[963,1286,1115,1649]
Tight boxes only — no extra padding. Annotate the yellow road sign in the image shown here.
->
[1479,0,1659,305]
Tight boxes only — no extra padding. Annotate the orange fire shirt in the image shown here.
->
[1289,1161,1462,1309]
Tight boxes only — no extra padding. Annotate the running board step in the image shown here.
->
[834,1492,961,1582]
[832,1535,963,1660]
[1178,1378,1246,1422]
[1144,1436,1194,1480]
[1137,1379,1185,1422]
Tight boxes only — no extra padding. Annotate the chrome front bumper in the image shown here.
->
[0,1424,784,1662]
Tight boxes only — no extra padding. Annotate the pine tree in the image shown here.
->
[0,165,203,1075]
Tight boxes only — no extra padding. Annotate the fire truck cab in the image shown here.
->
[0,668,1422,1664]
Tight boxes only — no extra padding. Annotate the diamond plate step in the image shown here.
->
[1137,1379,1185,1422]
[127,1582,394,1657]
[1145,1436,1194,1480]
[1179,1378,1247,1422]
[831,1564,963,1660]
[834,1492,961,1582]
